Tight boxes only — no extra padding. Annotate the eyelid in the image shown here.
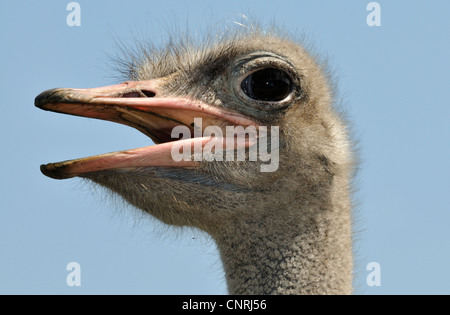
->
[234,51,297,70]
[234,55,299,88]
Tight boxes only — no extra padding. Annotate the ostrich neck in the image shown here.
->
[213,181,353,295]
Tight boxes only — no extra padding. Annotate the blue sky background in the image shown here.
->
[1,1,449,294]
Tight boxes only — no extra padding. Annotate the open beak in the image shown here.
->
[36,80,256,179]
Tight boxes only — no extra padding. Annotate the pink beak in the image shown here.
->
[36,80,256,179]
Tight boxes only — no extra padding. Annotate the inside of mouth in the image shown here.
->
[139,113,195,144]
[119,107,233,146]
[105,90,232,144]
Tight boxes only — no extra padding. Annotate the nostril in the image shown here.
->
[121,90,156,98]
[142,90,156,97]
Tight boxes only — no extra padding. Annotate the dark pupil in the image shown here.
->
[241,68,292,102]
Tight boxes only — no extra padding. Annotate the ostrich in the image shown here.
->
[35,27,355,295]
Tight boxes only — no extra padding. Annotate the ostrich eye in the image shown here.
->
[241,68,293,102]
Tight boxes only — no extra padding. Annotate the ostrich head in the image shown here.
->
[36,28,354,294]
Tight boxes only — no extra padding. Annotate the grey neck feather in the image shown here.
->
[212,175,353,295]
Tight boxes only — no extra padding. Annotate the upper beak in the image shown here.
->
[35,80,256,179]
